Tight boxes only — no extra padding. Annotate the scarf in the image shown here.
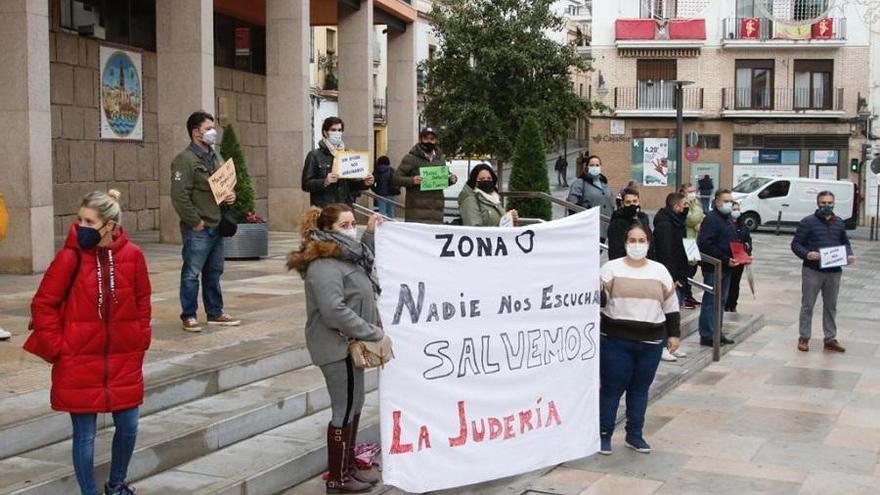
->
[475,188,502,205]
[322,138,346,158]
[310,229,380,294]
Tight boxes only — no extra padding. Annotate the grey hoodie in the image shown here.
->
[303,232,384,366]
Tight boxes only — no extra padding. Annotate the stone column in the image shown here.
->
[386,25,418,169]
[266,0,311,231]
[337,0,374,157]
[0,1,54,274]
[156,0,215,244]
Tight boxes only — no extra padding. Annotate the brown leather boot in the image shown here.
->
[347,414,381,485]
[797,338,809,352]
[326,424,372,494]
[824,339,846,353]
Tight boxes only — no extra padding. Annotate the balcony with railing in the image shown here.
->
[721,87,845,118]
[611,84,704,117]
[373,98,387,123]
[721,17,846,48]
[615,18,706,48]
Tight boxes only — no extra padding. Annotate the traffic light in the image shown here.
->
[851,158,859,173]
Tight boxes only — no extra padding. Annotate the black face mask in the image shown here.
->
[476,181,495,193]
[420,142,436,153]
[622,205,640,218]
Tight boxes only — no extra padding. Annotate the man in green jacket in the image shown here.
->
[171,111,241,332]
[393,127,457,224]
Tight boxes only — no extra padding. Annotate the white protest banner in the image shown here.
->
[643,138,669,186]
[375,210,602,493]
[333,151,372,179]
[819,245,848,269]
[208,158,237,205]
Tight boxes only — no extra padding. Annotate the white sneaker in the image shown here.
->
[672,349,688,358]
[0,327,10,340]
[661,347,677,362]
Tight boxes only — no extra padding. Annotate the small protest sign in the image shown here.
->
[419,165,450,191]
[819,245,848,269]
[208,159,237,205]
[333,151,372,179]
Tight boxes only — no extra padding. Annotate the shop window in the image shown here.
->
[735,59,774,110]
[794,59,832,110]
[214,14,266,75]
[58,0,156,51]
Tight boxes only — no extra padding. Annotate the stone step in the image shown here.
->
[1,364,378,495]
[0,333,310,460]
[133,392,381,495]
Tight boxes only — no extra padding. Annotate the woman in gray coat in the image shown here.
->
[288,204,384,493]
[567,155,613,239]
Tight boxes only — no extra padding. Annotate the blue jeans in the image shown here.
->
[71,407,139,495]
[599,336,663,440]
[180,226,225,320]
[376,197,395,218]
[698,266,731,341]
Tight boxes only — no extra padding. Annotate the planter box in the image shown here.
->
[224,223,269,260]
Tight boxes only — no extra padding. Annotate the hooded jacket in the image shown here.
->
[567,174,613,238]
[393,144,449,224]
[653,207,689,284]
[458,185,506,227]
[607,208,655,261]
[302,140,369,207]
[24,225,151,413]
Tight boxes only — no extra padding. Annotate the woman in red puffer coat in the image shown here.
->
[25,189,151,495]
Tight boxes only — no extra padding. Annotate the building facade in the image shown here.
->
[587,0,872,214]
[0,0,420,274]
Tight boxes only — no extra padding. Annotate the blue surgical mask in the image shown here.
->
[731,211,741,220]
[819,205,834,216]
[718,202,733,215]
[328,131,343,146]
[76,224,104,250]
[588,166,601,177]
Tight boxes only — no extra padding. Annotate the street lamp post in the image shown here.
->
[673,80,694,192]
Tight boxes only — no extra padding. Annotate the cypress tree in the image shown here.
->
[219,125,256,222]
[507,116,551,220]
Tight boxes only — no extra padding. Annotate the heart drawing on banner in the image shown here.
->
[515,230,535,254]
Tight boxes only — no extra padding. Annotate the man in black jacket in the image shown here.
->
[654,193,691,308]
[607,188,654,260]
[301,117,374,207]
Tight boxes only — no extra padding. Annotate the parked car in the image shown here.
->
[731,177,855,231]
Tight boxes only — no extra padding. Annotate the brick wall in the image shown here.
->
[50,32,160,235]
[215,67,269,220]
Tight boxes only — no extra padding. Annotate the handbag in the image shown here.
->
[218,208,238,237]
[348,335,394,369]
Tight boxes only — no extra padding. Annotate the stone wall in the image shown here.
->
[50,31,160,235]
[215,67,269,219]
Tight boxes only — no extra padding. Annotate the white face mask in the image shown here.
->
[625,242,649,261]
[731,211,742,220]
[328,131,343,146]
[202,128,217,146]
[686,192,697,201]
[588,166,601,177]
[340,227,357,240]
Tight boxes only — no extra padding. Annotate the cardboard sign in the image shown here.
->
[419,165,450,191]
[375,210,602,493]
[208,159,237,205]
[333,151,372,179]
[819,245,848,269]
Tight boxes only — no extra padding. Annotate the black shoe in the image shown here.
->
[700,339,727,347]
[720,335,735,345]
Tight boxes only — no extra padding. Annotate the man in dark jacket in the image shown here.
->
[555,155,569,187]
[171,111,240,332]
[698,174,714,212]
[371,155,399,218]
[301,117,374,207]
[393,127,457,224]
[607,188,654,260]
[791,191,854,353]
[653,193,691,307]
[696,189,739,346]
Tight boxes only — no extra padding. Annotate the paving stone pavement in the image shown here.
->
[2,228,880,495]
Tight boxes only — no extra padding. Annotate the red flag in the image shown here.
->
[740,18,760,39]
[812,18,833,39]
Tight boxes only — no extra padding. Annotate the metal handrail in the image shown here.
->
[498,191,612,224]
[360,190,405,209]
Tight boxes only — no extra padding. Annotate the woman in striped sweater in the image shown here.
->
[598,223,681,455]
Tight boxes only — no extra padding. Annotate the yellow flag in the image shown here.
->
[774,22,811,40]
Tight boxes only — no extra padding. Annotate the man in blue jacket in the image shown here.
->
[697,189,740,347]
[791,191,855,353]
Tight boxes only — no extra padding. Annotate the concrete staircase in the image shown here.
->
[1,309,763,495]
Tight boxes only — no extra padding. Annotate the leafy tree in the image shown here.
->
[219,125,256,222]
[423,0,603,165]
[507,116,551,219]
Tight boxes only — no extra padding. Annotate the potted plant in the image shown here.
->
[318,52,338,91]
[220,124,268,260]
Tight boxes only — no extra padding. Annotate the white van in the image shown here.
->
[731,177,855,231]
